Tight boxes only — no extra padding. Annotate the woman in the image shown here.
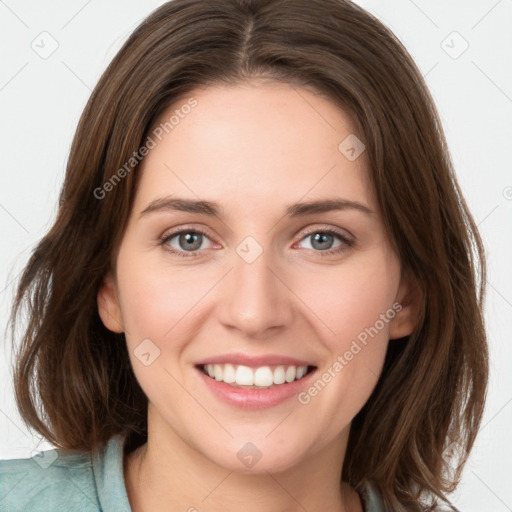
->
[1,1,487,510]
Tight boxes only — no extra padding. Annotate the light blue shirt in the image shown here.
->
[1,433,452,511]
[1,434,131,511]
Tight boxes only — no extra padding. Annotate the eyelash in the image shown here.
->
[159,226,354,259]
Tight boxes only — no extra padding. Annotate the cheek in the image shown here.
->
[116,252,210,342]
[292,251,399,418]
[114,251,203,411]
[296,250,400,347]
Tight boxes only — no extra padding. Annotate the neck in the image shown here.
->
[123,415,362,512]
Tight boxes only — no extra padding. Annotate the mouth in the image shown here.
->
[196,363,317,390]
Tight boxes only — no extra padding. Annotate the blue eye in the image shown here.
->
[161,230,214,257]
[297,229,353,256]
[159,227,353,258]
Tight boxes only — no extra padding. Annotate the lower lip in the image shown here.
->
[196,366,317,410]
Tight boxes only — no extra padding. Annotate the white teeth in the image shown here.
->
[285,366,296,383]
[235,365,254,385]
[223,363,236,383]
[213,364,223,381]
[273,365,286,384]
[203,363,310,387]
[254,366,274,387]
[296,366,307,379]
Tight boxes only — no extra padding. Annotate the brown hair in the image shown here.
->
[9,0,488,510]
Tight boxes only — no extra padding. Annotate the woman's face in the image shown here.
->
[99,80,416,473]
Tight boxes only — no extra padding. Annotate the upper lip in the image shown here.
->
[195,353,317,368]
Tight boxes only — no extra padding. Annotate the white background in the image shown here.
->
[0,1,511,510]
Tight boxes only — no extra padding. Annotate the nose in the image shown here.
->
[217,242,295,339]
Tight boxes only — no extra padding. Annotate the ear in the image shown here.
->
[97,272,124,333]
[388,270,422,340]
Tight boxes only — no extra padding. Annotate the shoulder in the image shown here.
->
[0,446,99,512]
[0,433,132,512]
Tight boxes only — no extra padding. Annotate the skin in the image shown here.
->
[98,80,418,512]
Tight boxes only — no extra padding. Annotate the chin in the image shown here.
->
[201,435,312,475]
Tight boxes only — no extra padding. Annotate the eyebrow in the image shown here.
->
[139,196,374,218]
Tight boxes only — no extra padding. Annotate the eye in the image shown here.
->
[159,226,354,259]
[160,228,215,257]
[296,228,353,256]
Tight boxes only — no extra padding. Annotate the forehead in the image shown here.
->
[135,81,373,214]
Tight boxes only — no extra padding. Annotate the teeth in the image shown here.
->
[273,366,286,384]
[296,366,307,379]
[223,363,236,383]
[203,363,310,388]
[235,365,254,385]
[285,366,296,383]
[254,366,274,387]
[213,364,223,381]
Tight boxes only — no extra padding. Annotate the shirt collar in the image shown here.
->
[92,433,132,512]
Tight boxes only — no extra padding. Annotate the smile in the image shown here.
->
[200,363,316,389]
